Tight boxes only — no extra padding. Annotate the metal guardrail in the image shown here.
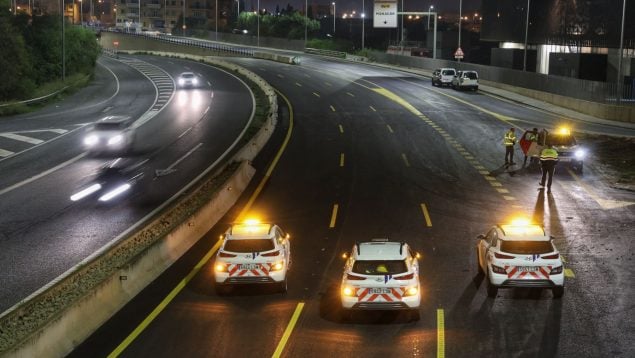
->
[304,47,346,59]
[0,86,69,108]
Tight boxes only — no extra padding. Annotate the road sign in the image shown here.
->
[374,1,398,28]
[454,47,464,59]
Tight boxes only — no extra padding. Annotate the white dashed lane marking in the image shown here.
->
[0,133,44,145]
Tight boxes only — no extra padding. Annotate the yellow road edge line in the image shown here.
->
[338,124,344,133]
[386,124,394,133]
[329,204,339,228]
[401,153,411,167]
[295,82,302,87]
[420,203,432,227]
[108,239,222,358]
[312,92,320,98]
[437,308,445,358]
[347,92,355,97]
[238,90,295,220]
[340,153,345,167]
[110,89,296,357]
[330,105,336,112]
[564,268,575,278]
[370,105,377,112]
[271,302,305,358]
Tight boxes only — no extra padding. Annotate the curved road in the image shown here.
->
[0,55,255,312]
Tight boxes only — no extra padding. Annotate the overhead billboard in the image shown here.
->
[374,1,397,28]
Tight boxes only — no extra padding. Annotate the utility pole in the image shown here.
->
[523,0,530,71]
[617,0,626,104]
[458,0,462,62]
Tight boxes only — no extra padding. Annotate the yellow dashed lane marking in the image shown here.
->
[330,105,336,112]
[386,124,394,133]
[503,196,517,201]
[340,153,345,167]
[313,92,320,98]
[484,176,496,181]
[295,82,302,87]
[272,302,305,358]
[420,203,432,227]
[490,182,503,187]
[338,124,344,133]
[329,204,339,228]
[496,188,510,193]
[370,105,377,112]
[564,268,575,278]
[478,170,490,175]
[437,309,445,358]
[347,92,355,97]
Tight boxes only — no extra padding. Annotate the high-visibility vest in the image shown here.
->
[540,148,559,162]
[504,131,516,146]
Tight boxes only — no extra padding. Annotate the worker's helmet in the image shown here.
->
[376,264,388,273]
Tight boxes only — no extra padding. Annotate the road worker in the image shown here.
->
[539,143,559,193]
[504,127,517,165]
[523,127,539,167]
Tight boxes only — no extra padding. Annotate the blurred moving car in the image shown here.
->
[70,158,146,202]
[432,68,457,87]
[452,70,479,91]
[84,116,136,156]
[214,220,291,294]
[520,127,585,173]
[340,239,421,321]
[476,218,565,298]
[177,72,199,88]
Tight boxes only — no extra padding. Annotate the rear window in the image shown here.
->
[224,239,275,253]
[352,260,408,275]
[500,241,553,254]
[464,72,478,79]
[442,70,455,75]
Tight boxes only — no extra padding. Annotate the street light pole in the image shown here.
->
[427,4,433,30]
[304,0,307,48]
[361,0,365,49]
[523,0,530,71]
[458,0,462,62]
[257,0,260,46]
[332,2,335,33]
[182,0,185,35]
[617,0,626,104]
[215,0,217,40]
[61,0,65,81]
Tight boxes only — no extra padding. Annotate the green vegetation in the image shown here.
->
[307,38,355,53]
[0,0,100,104]
[239,11,320,40]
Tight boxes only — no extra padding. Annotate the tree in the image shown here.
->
[0,2,34,99]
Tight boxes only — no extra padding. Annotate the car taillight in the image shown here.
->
[346,273,366,280]
[214,263,228,272]
[342,286,356,296]
[261,250,280,257]
[542,253,559,260]
[491,264,507,274]
[219,252,236,257]
[394,273,414,280]
[271,261,284,271]
[404,286,419,296]
[494,252,515,259]
[550,266,563,275]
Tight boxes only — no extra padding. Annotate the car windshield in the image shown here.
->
[549,134,576,146]
[181,73,194,78]
[465,72,478,79]
[500,241,554,254]
[224,238,275,253]
[94,122,126,130]
[352,260,408,275]
[442,70,455,75]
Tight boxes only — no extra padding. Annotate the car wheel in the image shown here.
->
[486,276,498,298]
[473,86,478,91]
[552,286,564,299]
[409,309,420,322]
[278,278,288,293]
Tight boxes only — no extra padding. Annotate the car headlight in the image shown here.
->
[215,263,228,272]
[271,261,284,271]
[84,134,98,147]
[107,134,124,146]
[178,78,185,85]
[192,78,198,85]
[342,286,356,297]
[574,149,586,159]
[405,286,419,296]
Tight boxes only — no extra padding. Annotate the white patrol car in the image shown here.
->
[340,239,421,320]
[476,219,565,298]
[214,220,291,294]
[549,127,585,173]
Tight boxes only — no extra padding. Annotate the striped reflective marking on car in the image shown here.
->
[356,287,406,302]
[227,262,273,276]
[505,265,552,279]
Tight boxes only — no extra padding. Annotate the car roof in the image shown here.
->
[97,115,132,124]
[180,72,195,76]
[497,224,549,241]
[226,222,274,240]
[353,239,408,260]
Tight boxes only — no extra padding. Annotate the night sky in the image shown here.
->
[244,0,482,15]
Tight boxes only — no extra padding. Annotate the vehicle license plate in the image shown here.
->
[370,288,391,294]
[239,264,258,270]
[518,266,538,272]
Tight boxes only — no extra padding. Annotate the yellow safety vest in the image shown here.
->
[504,131,516,146]
[540,148,559,161]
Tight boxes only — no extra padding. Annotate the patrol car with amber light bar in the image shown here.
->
[213,220,291,294]
[549,127,585,173]
[476,218,565,298]
[340,238,421,321]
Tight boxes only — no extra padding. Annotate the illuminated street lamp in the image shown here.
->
[332,2,335,33]
[361,0,365,49]
[458,0,462,62]
[427,4,433,30]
